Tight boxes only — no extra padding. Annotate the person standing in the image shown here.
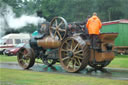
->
[86,12,102,49]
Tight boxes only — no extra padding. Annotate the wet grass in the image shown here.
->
[0,68,128,85]
[108,56,128,68]
[116,54,128,58]
[0,55,17,62]
[0,55,128,68]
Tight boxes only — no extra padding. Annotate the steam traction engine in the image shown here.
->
[17,17,118,72]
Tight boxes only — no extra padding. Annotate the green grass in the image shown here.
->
[108,57,128,68]
[0,55,128,68]
[116,54,128,58]
[0,68,128,85]
[0,55,17,62]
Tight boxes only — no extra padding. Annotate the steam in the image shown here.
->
[0,5,46,38]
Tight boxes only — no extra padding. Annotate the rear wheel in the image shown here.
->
[17,47,35,69]
[59,36,89,72]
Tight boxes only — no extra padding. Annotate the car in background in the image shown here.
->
[0,33,30,54]
[4,43,29,56]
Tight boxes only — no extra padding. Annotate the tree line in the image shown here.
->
[0,0,128,34]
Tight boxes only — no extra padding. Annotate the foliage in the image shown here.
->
[0,0,128,33]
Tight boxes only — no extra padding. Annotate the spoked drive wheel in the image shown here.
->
[43,58,57,66]
[17,47,35,69]
[49,17,68,41]
[59,36,89,72]
[89,61,111,69]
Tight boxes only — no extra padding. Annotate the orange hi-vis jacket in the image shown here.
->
[86,15,102,35]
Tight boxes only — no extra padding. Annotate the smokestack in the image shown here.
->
[37,10,43,18]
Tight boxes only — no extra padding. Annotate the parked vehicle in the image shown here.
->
[4,43,29,56]
[0,33,30,54]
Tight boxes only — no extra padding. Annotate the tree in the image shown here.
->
[1,0,128,34]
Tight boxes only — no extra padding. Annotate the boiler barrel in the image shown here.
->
[37,36,61,49]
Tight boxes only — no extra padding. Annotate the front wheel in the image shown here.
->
[17,47,35,69]
[88,61,111,69]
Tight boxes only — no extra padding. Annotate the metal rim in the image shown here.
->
[49,17,68,41]
[17,48,35,69]
[59,37,89,72]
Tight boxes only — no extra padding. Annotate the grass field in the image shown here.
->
[0,55,128,68]
[108,56,128,68]
[0,55,17,62]
[0,55,128,85]
[0,68,128,85]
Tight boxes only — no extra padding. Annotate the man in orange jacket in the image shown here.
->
[86,12,102,49]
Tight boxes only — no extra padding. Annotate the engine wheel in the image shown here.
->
[59,36,89,72]
[49,17,68,41]
[89,61,111,69]
[17,47,35,69]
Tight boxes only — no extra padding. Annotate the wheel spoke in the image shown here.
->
[74,55,83,60]
[70,39,75,50]
[62,56,70,61]
[72,58,77,70]
[75,53,83,56]
[73,43,79,52]
[64,42,71,50]
[75,58,80,66]
[61,48,70,52]
[77,58,82,66]
[55,20,58,27]
[24,53,30,57]
[54,31,57,37]
[59,28,66,32]
[51,27,56,30]
[74,50,83,54]
[66,59,71,68]
[58,21,64,27]
[19,59,24,62]
[72,39,75,48]
[57,31,63,40]
[71,59,74,68]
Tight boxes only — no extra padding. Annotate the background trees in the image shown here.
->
[0,0,128,34]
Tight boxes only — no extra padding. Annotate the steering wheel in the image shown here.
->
[49,17,68,41]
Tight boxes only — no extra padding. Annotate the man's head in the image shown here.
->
[93,12,97,16]
[87,15,91,18]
